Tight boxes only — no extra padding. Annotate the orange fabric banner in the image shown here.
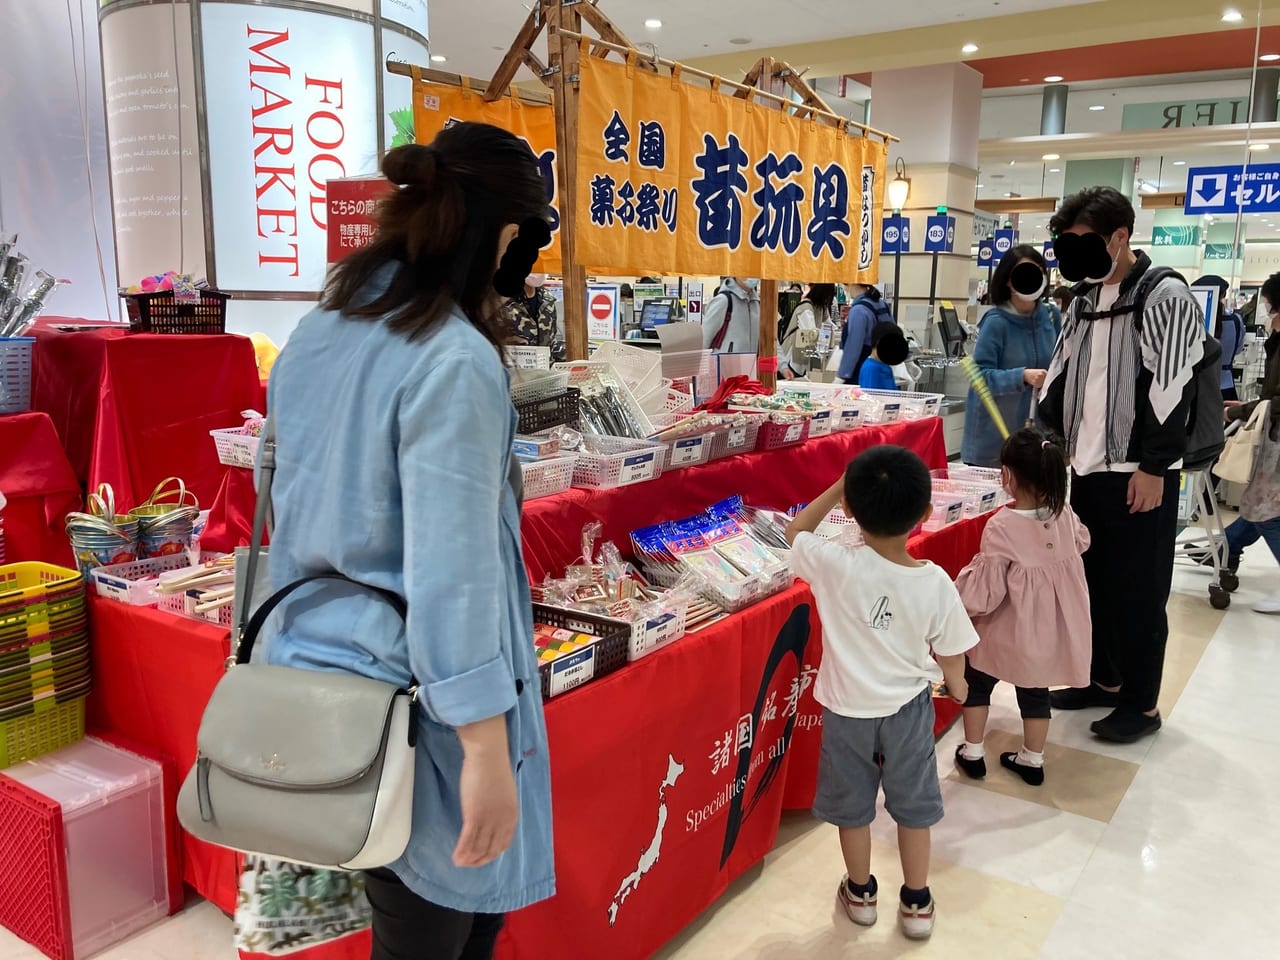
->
[411,75,562,274]
[575,54,887,284]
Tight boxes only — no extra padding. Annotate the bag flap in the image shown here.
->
[198,665,401,788]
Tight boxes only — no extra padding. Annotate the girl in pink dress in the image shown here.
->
[953,429,1091,786]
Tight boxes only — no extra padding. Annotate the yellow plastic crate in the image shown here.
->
[0,564,84,636]
[0,697,85,768]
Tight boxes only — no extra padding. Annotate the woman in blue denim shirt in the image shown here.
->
[262,124,554,960]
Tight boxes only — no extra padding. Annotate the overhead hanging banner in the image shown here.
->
[411,74,562,273]
[575,52,887,284]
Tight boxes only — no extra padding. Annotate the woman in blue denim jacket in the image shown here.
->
[961,246,1058,467]
[262,123,554,960]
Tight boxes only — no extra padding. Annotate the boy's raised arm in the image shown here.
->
[786,477,846,546]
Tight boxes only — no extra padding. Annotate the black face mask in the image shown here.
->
[1010,261,1047,300]
[1054,231,1115,284]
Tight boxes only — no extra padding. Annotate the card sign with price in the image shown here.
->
[618,452,659,485]
[326,176,393,263]
[924,215,956,253]
[726,426,749,449]
[549,648,597,697]
[671,437,707,465]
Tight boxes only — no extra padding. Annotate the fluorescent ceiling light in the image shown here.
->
[1250,143,1271,151]
[1042,153,1060,161]
[1222,9,1244,23]
[1089,104,1106,111]
[1173,160,1187,165]
[645,18,663,29]
[1262,53,1280,62]
[1044,75,1064,83]
[1139,181,1159,194]
[430,54,447,62]
[1049,168,1061,173]
[962,43,979,54]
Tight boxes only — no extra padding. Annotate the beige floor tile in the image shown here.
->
[657,829,1062,960]
[1156,592,1222,716]
[943,728,1139,824]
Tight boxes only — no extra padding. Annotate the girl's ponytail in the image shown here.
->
[1035,437,1069,518]
[1000,428,1069,517]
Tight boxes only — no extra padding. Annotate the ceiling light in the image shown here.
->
[1049,168,1061,173]
[1250,142,1271,151]
[729,37,752,45]
[430,54,447,63]
[962,43,979,54]
[1089,104,1106,111]
[1139,180,1159,194]
[1173,160,1186,165]
[1222,9,1244,23]
[976,183,985,188]
[644,18,663,29]
[1009,160,1016,166]
[1262,53,1280,62]
[1044,75,1064,83]
[1042,153,1060,161]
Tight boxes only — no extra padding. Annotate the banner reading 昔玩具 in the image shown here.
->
[411,74,562,274]
[575,53,887,284]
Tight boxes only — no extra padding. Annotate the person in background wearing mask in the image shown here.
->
[500,272,558,351]
[960,246,1058,467]
[1040,186,1205,744]
[703,277,761,353]
[1221,272,1280,614]
[838,283,894,384]
[1193,274,1246,401]
[779,282,836,380]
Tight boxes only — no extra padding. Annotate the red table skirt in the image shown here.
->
[28,319,264,511]
[0,412,78,566]
[521,417,947,583]
[83,510,990,960]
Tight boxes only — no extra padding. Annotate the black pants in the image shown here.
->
[1071,470,1180,714]
[364,869,504,960]
[963,660,1051,720]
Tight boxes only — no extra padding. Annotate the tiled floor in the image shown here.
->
[2,550,1276,959]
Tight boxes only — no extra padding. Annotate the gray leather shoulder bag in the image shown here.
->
[177,421,418,870]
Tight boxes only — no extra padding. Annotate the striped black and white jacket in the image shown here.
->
[1040,252,1205,475]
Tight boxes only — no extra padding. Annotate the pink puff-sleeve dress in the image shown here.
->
[956,506,1092,689]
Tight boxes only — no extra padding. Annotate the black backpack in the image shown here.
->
[1076,267,1225,471]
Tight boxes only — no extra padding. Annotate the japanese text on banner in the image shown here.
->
[576,54,886,284]
[412,76,562,274]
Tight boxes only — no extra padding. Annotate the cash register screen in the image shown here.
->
[640,300,675,330]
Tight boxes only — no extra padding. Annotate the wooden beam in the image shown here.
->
[576,1,655,69]
[546,1,589,361]
[386,60,552,104]
[755,57,782,391]
[484,6,545,102]
[975,196,1060,215]
[1137,191,1189,209]
[522,49,550,81]
[778,65,840,126]
[735,59,765,98]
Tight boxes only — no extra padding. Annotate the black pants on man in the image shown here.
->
[1070,470,1180,714]
[364,868,504,960]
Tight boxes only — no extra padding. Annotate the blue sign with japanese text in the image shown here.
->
[924,215,956,253]
[993,228,1019,260]
[882,215,911,254]
[1043,241,1058,268]
[977,241,994,266]
[1184,163,1280,215]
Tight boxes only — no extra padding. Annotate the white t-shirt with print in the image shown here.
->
[791,534,980,719]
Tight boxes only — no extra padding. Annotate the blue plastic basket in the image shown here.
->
[0,338,34,415]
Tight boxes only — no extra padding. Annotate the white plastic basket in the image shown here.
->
[554,360,656,438]
[158,590,234,626]
[640,382,695,427]
[661,349,714,382]
[210,427,261,469]
[859,388,943,420]
[922,494,968,532]
[89,553,201,605]
[510,369,571,406]
[571,436,668,490]
[520,455,578,500]
[588,341,663,397]
[508,345,551,370]
[627,602,689,661]
[660,430,715,470]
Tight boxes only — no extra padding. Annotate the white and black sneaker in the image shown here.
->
[837,875,878,927]
[899,895,936,940]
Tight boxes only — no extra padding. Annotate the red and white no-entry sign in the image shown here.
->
[585,284,620,339]
[590,293,613,320]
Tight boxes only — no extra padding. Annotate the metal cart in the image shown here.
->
[1174,468,1235,609]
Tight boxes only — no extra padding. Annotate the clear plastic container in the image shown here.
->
[3,738,170,958]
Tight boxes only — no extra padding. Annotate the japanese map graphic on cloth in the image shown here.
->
[608,754,686,926]
[235,857,371,956]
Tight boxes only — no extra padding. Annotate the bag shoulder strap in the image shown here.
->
[1131,266,1185,334]
[709,291,734,350]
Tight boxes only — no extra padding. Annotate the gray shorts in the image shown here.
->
[813,687,943,830]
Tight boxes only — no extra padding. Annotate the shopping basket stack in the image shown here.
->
[0,563,89,768]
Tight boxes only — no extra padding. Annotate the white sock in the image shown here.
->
[961,741,985,761]
[1016,747,1045,768]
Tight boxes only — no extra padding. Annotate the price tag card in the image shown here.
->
[882,403,902,423]
[618,452,658,485]
[549,647,597,697]
[726,427,748,449]
[784,423,804,443]
[671,437,706,466]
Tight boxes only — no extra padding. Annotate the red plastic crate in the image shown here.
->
[0,772,73,960]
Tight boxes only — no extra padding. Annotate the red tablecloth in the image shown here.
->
[83,509,989,960]
[0,412,78,566]
[521,417,947,583]
[28,319,265,511]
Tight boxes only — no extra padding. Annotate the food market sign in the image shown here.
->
[574,54,886,284]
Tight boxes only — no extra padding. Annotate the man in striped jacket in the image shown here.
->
[1040,186,1205,745]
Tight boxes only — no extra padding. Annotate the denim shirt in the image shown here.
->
[961,303,1058,467]
[261,288,554,914]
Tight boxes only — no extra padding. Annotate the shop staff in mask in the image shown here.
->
[703,277,761,353]
[500,272,559,352]
[1040,186,1205,745]
[960,246,1058,467]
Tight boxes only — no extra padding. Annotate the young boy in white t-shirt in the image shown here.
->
[786,445,977,940]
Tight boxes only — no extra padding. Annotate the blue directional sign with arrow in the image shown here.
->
[1184,163,1280,215]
